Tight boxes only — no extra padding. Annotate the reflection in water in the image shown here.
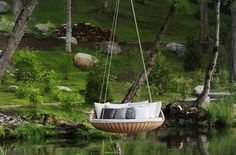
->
[0,128,236,155]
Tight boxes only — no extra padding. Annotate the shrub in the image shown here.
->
[29,89,42,106]
[59,52,73,80]
[183,37,209,71]
[42,70,58,93]
[207,98,234,127]
[149,52,172,95]
[13,50,40,82]
[85,64,113,103]
[0,17,14,36]
[211,69,230,91]
[33,21,56,39]
[60,93,83,108]
[16,82,32,99]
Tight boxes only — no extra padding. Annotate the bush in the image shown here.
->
[0,17,14,36]
[13,50,40,82]
[207,98,234,127]
[183,37,209,71]
[16,82,32,99]
[60,93,83,108]
[29,89,42,106]
[42,70,58,93]
[149,52,172,95]
[85,64,113,103]
[33,21,56,39]
[59,53,73,80]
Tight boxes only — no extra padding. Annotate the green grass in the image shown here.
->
[2,0,203,42]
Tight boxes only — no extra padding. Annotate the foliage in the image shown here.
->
[29,89,42,106]
[149,52,172,95]
[0,125,5,138]
[16,82,32,99]
[13,50,40,82]
[42,70,58,93]
[60,93,83,108]
[59,52,73,80]
[183,37,208,71]
[169,77,192,99]
[0,17,14,36]
[207,98,234,127]
[11,123,46,141]
[85,64,113,103]
[211,69,230,91]
[33,21,56,39]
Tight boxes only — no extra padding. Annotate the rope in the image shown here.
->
[130,0,153,102]
[104,0,121,102]
[99,0,120,103]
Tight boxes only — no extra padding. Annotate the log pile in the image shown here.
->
[56,23,116,42]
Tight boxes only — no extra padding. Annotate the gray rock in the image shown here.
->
[56,86,72,92]
[184,96,210,109]
[35,23,54,33]
[208,92,232,99]
[192,85,204,96]
[59,36,78,44]
[0,113,28,126]
[8,85,18,92]
[0,1,10,13]
[166,42,186,57]
[74,53,98,70]
[99,41,121,54]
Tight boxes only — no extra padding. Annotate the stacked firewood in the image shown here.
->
[56,23,116,42]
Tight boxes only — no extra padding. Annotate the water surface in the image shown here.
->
[0,128,236,155]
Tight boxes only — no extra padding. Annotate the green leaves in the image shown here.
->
[167,0,191,13]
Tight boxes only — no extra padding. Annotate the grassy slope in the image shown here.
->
[4,0,200,42]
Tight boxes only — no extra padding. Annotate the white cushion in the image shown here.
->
[134,106,149,119]
[128,100,148,106]
[105,103,128,109]
[94,102,110,119]
[91,117,163,123]
[154,101,162,117]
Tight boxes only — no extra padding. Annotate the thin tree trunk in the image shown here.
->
[0,0,38,81]
[122,5,176,103]
[194,0,221,107]
[104,0,112,14]
[13,0,23,21]
[66,0,72,52]
[231,1,236,81]
[200,0,209,51]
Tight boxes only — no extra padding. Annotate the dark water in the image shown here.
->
[0,128,236,155]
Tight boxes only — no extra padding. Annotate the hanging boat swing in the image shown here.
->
[90,0,165,133]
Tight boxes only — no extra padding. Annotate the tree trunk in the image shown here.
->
[13,0,23,21]
[122,5,176,103]
[231,1,236,82]
[194,0,221,107]
[200,0,209,51]
[0,0,38,81]
[65,0,72,52]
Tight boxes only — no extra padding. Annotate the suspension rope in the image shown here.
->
[104,0,121,102]
[130,0,153,102]
[99,0,120,103]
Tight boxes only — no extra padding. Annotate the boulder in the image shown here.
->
[56,86,72,92]
[0,1,10,13]
[192,85,204,96]
[166,42,186,57]
[59,36,78,44]
[99,41,121,54]
[35,23,54,33]
[8,85,18,92]
[208,92,232,99]
[74,53,98,70]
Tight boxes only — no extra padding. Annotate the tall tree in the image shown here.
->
[0,0,38,81]
[194,0,221,107]
[231,0,236,81]
[200,0,209,51]
[13,0,23,21]
[122,4,177,103]
[66,0,72,52]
